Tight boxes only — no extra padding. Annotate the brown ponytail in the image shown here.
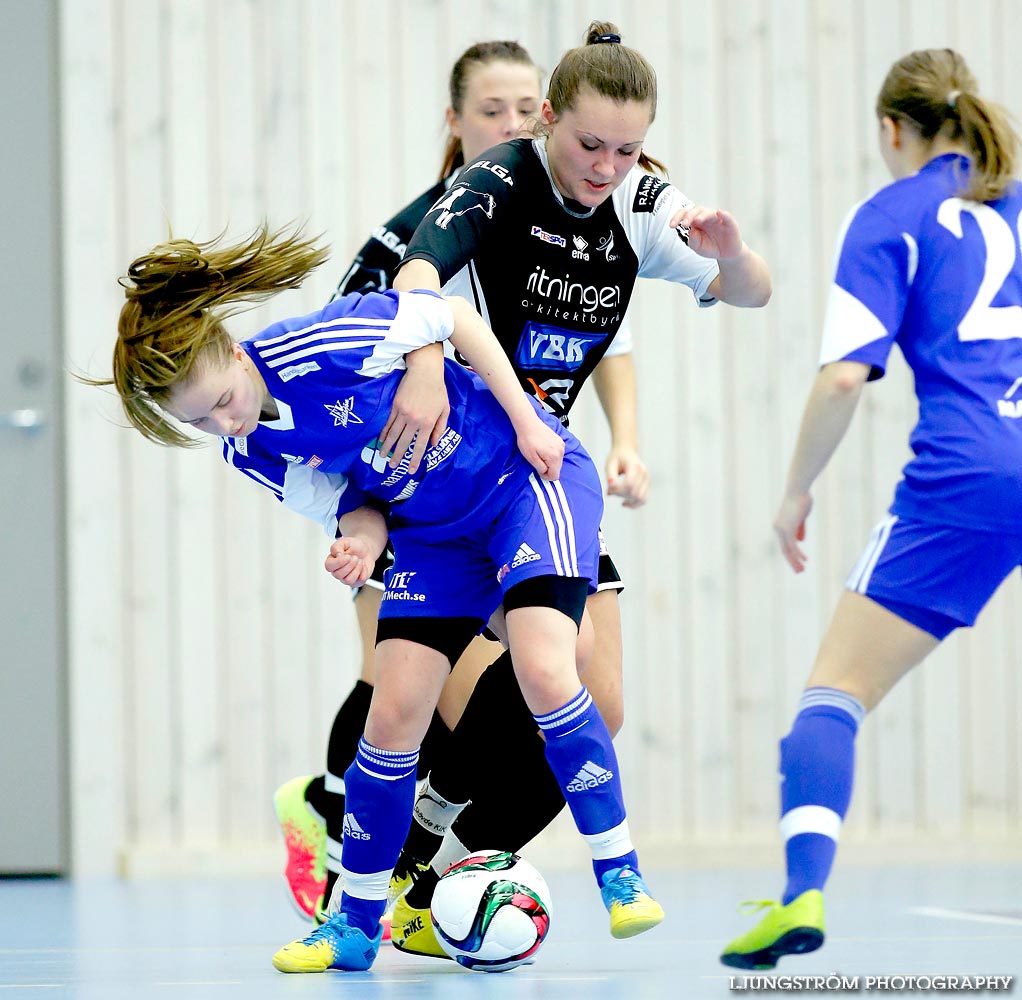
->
[877,48,1019,202]
[87,224,328,447]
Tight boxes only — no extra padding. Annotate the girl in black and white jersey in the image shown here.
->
[384,19,771,950]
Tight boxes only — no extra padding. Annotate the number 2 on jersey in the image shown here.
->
[937,198,1022,342]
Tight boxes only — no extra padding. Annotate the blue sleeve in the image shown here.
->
[818,201,910,379]
[221,437,366,537]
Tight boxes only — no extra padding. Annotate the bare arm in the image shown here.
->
[394,259,443,294]
[380,341,449,474]
[446,296,565,480]
[592,353,648,508]
[775,361,871,572]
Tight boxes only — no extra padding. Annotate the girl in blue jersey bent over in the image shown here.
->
[102,225,664,973]
[720,48,1022,970]
[273,38,547,926]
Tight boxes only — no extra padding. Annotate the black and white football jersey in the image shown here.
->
[403,137,718,420]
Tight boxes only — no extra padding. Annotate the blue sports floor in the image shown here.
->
[1,862,1019,998]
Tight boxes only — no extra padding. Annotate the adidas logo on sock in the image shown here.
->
[342,812,371,841]
[567,760,614,793]
[511,542,542,568]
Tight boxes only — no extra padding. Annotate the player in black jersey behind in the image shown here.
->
[271,40,547,924]
[382,19,772,955]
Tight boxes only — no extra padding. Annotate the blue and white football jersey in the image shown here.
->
[820,154,1022,533]
[220,288,576,539]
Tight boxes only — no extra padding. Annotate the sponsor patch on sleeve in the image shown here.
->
[632,174,669,214]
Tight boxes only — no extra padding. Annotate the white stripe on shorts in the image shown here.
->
[528,474,578,576]
[779,804,843,843]
[846,514,897,593]
[548,478,579,573]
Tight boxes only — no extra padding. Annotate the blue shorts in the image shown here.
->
[379,447,603,623]
[362,525,623,593]
[846,514,1022,639]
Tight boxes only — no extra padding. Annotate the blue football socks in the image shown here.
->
[779,687,865,903]
[534,687,638,881]
[338,737,418,935]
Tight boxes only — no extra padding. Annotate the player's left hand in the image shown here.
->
[517,418,565,481]
[773,491,813,573]
[670,205,744,260]
[382,345,450,475]
[325,535,375,586]
[605,445,649,508]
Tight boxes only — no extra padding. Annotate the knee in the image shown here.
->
[364,700,418,751]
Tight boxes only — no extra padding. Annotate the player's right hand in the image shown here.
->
[383,343,450,475]
[325,536,374,586]
[605,445,649,508]
[517,420,564,481]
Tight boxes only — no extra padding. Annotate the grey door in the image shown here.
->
[0,0,67,874]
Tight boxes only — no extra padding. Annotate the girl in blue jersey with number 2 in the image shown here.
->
[721,49,1022,970]
[101,226,664,974]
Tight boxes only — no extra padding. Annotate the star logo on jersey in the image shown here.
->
[324,397,363,428]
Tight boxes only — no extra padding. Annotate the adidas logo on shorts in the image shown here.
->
[342,812,371,841]
[511,542,542,568]
[567,760,614,793]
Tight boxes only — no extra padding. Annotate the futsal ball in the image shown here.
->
[430,850,552,972]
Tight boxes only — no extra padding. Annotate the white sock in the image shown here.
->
[413,773,469,836]
[430,829,471,877]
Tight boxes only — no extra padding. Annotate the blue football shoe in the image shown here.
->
[599,866,665,939]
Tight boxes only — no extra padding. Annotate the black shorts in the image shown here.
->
[357,528,624,595]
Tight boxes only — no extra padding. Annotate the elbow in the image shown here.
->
[820,361,870,397]
[749,261,773,306]
[716,262,772,308]
[752,277,772,307]
[725,280,771,308]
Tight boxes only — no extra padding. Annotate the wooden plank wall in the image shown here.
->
[61,0,1022,876]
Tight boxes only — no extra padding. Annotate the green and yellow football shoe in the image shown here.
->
[390,892,451,960]
[720,890,825,970]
